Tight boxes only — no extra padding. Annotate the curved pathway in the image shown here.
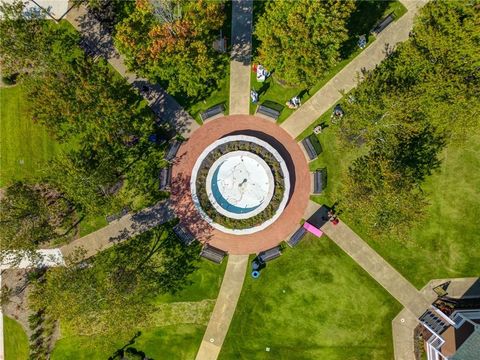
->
[195,255,248,360]
[170,115,310,254]
[281,0,428,138]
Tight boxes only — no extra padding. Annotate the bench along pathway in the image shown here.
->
[65,4,199,138]
[195,255,248,360]
[229,0,253,115]
[281,0,428,138]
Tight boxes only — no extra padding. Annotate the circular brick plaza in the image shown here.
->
[170,115,310,254]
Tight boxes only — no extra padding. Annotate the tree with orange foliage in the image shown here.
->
[115,0,227,98]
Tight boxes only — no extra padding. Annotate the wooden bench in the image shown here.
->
[165,139,182,161]
[200,244,227,264]
[200,104,225,122]
[301,135,322,161]
[173,224,196,246]
[159,165,172,190]
[312,168,327,194]
[258,246,282,263]
[106,207,130,223]
[371,12,395,36]
[256,104,281,120]
[286,226,307,248]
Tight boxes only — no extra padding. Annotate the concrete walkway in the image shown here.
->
[60,201,174,259]
[229,0,253,115]
[195,255,248,360]
[320,219,431,317]
[281,0,428,138]
[65,3,199,138]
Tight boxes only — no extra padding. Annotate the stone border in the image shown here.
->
[191,135,290,235]
[206,151,275,220]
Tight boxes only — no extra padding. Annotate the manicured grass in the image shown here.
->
[51,259,227,359]
[250,0,407,123]
[298,108,480,289]
[220,235,402,360]
[52,324,205,360]
[185,69,230,124]
[4,316,29,360]
[0,85,61,187]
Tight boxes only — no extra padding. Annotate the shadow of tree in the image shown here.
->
[169,172,215,245]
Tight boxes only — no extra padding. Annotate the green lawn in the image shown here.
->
[250,0,407,123]
[51,258,227,359]
[219,235,401,360]
[298,108,480,289]
[0,85,61,187]
[52,324,205,360]
[184,68,230,124]
[4,316,29,360]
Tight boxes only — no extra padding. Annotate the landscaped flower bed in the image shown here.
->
[195,141,285,229]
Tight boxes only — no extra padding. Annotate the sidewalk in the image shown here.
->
[60,201,174,259]
[320,219,431,317]
[195,255,248,360]
[281,0,428,138]
[65,4,199,138]
[229,0,253,115]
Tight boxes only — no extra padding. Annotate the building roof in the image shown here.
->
[450,328,480,360]
[441,322,475,357]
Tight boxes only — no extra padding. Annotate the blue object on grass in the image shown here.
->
[252,270,260,279]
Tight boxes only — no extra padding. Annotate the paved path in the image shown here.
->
[320,219,431,317]
[195,255,248,360]
[60,201,174,259]
[281,0,428,138]
[229,0,253,115]
[65,3,199,138]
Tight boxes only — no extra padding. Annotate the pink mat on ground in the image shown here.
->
[303,222,323,237]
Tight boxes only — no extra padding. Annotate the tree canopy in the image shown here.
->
[30,226,200,336]
[0,182,75,264]
[337,0,479,236]
[254,0,356,86]
[115,0,227,98]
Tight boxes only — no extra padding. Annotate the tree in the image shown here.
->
[30,226,201,336]
[0,182,74,264]
[115,0,227,98]
[254,0,355,86]
[24,54,165,210]
[0,0,81,77]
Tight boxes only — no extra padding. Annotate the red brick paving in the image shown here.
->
[170,115,310,255]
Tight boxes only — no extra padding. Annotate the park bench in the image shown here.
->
[200,244,227,264]
[258,246,282,263]
[371,12,395,36]
[256,104,281,120]
[312,168,327,194]
[200,104,225,122]
[173,223,196,246]
[286,226,307,248]
[301,135,322,161]
[106,206,130,223]
[165,139,182,161]
[159,165,172,190]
